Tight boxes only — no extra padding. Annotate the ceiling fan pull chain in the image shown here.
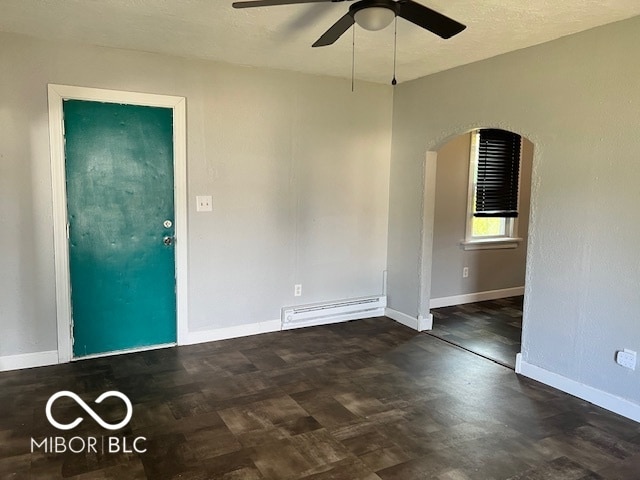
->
[392,16,397,86]
[351,25,356,92]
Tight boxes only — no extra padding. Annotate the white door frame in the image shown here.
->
[48,84,189,363]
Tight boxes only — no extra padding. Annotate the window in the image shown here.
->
[463,129,522,250]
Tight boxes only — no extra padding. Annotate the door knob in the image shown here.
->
[163,236,175,246]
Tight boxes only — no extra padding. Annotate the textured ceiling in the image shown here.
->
[1,0,639,84]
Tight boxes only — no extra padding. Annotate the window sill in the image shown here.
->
[461,237,522,251]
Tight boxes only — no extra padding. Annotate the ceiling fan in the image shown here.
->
[232,0,466,47]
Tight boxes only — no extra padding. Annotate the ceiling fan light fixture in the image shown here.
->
[353,6,395,31]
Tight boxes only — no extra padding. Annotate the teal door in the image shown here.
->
[63,100,177,357]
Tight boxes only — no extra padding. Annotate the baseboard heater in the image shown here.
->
[281,295,387,330]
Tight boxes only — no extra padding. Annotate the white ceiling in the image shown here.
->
[1,0,639,84]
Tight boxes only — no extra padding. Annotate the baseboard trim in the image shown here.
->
[281,308,385,331]
[182,320,282,346]
[385,308,432,332]
[385,308,418,330]
[517,355,640,423]
[430,286,525,309]
[418,313,433,331]
[0,350,59,372]
[515,352,523,373]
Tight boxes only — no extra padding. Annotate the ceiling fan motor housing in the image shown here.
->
[350,0,398,31]
[350,0,399,18]
[349,0,399,16]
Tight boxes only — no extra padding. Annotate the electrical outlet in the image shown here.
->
[463,267,469,278]
[294,284,302,297]
[196,195,212,212]
[616,349,637,370]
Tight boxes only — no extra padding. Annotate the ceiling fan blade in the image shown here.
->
[312,12,354,47]
[233,0,334,8]
[396,0,466,39]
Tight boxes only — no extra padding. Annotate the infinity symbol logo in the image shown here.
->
[46,391,133,431]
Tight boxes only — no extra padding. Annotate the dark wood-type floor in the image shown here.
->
[430,296,524,369]
[2,317,640,479]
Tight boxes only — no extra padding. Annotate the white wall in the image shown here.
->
[0,31,392,358]
[387,16,640,409]
[430,133,533,300]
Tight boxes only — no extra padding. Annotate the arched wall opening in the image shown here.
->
[414,125,540,369]
[419,128,535,368]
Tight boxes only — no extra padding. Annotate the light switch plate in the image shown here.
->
[196,195,212,212]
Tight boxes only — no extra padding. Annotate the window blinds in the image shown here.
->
[474,129,521,218]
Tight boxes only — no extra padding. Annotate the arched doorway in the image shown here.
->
[418,128,534,368]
